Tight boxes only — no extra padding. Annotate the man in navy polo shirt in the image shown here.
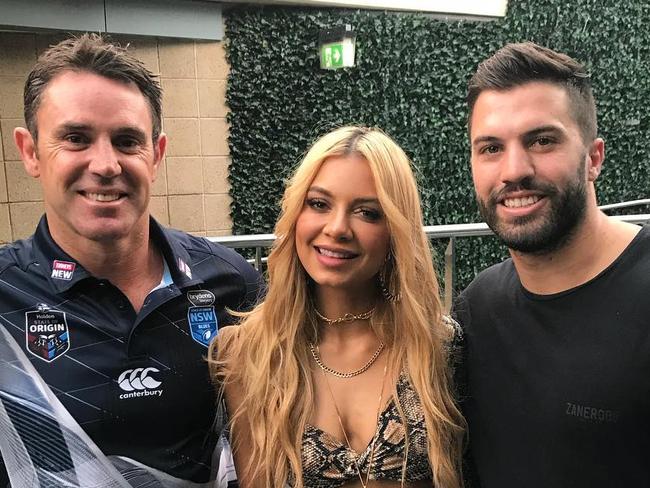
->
[0,34,262,486]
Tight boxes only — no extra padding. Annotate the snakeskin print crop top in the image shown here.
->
[296,372,432,487]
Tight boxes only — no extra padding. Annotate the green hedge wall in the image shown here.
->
[225,0,650,290]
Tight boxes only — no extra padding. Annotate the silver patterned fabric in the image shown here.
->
[0,324,219,488]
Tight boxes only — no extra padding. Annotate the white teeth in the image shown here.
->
[318,248,352,259]
[86,192,121,202]
[503,195,541,208]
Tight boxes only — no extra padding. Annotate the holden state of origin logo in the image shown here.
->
[25,304,70,362]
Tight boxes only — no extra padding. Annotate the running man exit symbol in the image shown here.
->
[322,43,344,68]
[319,25,356,70]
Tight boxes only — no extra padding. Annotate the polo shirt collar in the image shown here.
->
[32,216,202,294]
[148,218,201,289]
[32,217,91,294]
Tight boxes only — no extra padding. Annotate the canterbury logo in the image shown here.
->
[118,367,162,391]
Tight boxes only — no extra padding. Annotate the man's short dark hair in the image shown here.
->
[24,33,162,142]
[467,42,597,142]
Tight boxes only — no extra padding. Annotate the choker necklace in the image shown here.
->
[314,307,375,326]
[309,341,385,378]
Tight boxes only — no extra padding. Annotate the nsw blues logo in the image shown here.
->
[187,290,218,347]
[187,306,218,347]
[25,307,70,362]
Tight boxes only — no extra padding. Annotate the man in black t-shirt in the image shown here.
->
[456,42,649,487]
[0,34,262,487]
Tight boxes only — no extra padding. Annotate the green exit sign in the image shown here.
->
[321,42,344,69]
[319,25,356,70]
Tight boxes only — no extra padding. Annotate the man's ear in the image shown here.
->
[152,132,167,181]
[14,127,41,178]
[587,137,605,182]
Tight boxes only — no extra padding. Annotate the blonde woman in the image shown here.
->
[211,126,464,488]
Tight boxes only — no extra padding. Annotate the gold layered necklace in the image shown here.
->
[309,341,385,378]
[319,354,388,488]
[314,307,376,326]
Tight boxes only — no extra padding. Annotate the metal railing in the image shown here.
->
[209,200,649,312]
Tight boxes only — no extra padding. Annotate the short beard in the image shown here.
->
[477,160,588,255]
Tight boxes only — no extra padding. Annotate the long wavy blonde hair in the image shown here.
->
[210,126,464,487]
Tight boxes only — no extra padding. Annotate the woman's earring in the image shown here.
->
[379,252,401,303]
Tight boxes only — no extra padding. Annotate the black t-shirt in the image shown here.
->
[455,225,650,488]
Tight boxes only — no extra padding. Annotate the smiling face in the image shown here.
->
[15,70,166,248]
[470,81,604,254]
[295,154,391,295]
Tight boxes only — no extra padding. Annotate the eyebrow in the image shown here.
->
[115,126,147,142]
[54,123,92,136]
[54,123,147,141]
[472,124,564,147]
[307,186,381,206]
[471,135,501,148]
[524,125,564,139]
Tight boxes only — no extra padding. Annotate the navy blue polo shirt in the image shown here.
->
[0,216,262,484]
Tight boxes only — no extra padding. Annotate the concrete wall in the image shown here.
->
[0,31,233,244]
